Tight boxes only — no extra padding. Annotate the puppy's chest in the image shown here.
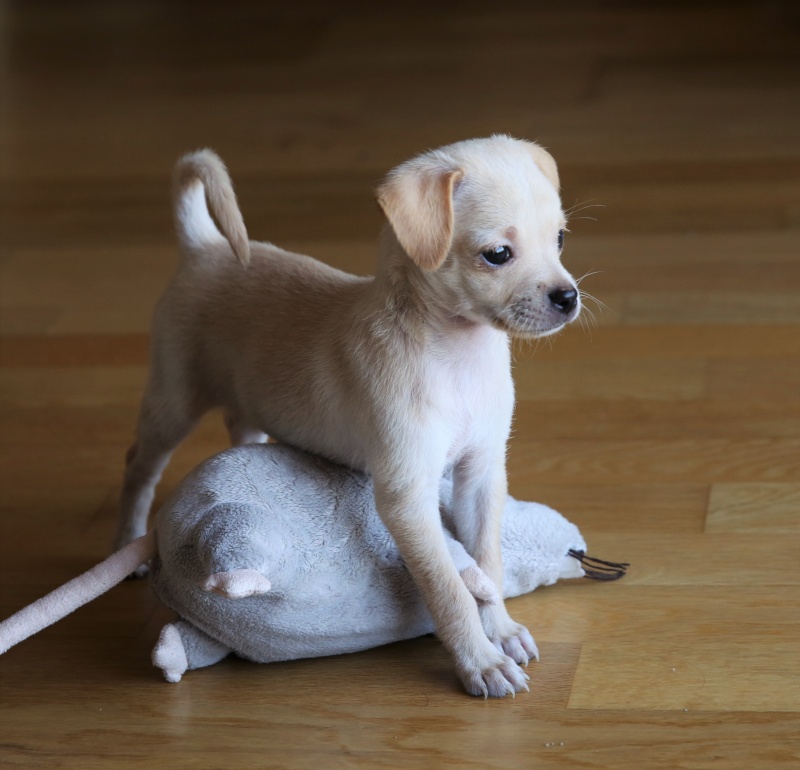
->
[429,350,513,458]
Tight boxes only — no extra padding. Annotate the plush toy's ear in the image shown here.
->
[526,142,560,191]
[376,159,463,271]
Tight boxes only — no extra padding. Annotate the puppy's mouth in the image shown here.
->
[490,313,566,339]
[490,291,581,339]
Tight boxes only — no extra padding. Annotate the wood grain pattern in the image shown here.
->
[1,1,799,768]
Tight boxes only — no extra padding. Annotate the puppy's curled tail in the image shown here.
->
[173,149,250,266]
[0,530,157,655]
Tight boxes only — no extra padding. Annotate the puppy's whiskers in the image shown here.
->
[576,270,603,286]
[577,312,595,341]
[576,285,607,341]
[580,290,608,314]
[564,200,605,220]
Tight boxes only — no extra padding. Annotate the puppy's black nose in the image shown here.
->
[548,287,578,315]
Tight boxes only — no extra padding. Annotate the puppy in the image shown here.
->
[117,136,580,697]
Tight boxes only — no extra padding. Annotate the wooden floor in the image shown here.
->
[1,1,799,767]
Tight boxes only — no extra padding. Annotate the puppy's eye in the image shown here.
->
[558,229,565,251]
[481,245,513,266]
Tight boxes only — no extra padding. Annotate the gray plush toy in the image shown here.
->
[0,444,623,683]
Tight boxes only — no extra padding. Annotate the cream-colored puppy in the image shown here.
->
[117,136,580,697]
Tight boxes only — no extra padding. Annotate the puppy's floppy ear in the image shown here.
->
[376,160,463,271]
[526,142,560,191]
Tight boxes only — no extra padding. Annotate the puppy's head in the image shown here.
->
[376,135,579,338]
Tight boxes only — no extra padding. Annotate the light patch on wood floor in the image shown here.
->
[569,640,800,712]
[706,484,800,534]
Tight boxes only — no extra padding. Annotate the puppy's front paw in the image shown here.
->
[481,606,539,665]
[491,623,539,666]
[458,651,530,698]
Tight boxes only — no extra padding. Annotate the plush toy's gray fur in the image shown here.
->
[150,443,587,682]
[0,442,588,681]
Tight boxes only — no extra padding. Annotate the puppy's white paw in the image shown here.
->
[492,624,539,665]
[459,652,530,698]
[202,569,272,598]
[481,607,539,665]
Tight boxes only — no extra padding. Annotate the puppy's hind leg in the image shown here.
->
[115,394,202,554]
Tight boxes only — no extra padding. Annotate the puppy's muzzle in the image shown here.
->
[495,283,581,338]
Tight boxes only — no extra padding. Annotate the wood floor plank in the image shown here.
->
[584,533,800,586]
[621,291,800,326]
[513,399,800,439]
[530,585,799,649]
[515,483,710,534]
[569,639,800,712]
[509,438,800,484]
[0,335,150,367]
[514,324,800,362]
[0,367,147,406]
[514,358,707,401]
[707,360,800,401]
[706,484,800,534]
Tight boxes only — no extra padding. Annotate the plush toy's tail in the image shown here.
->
[0,530,157,655]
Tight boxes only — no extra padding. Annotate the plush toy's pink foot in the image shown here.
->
[202,569,272,599]
[460,565,500,604]
[152,623,188,683]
